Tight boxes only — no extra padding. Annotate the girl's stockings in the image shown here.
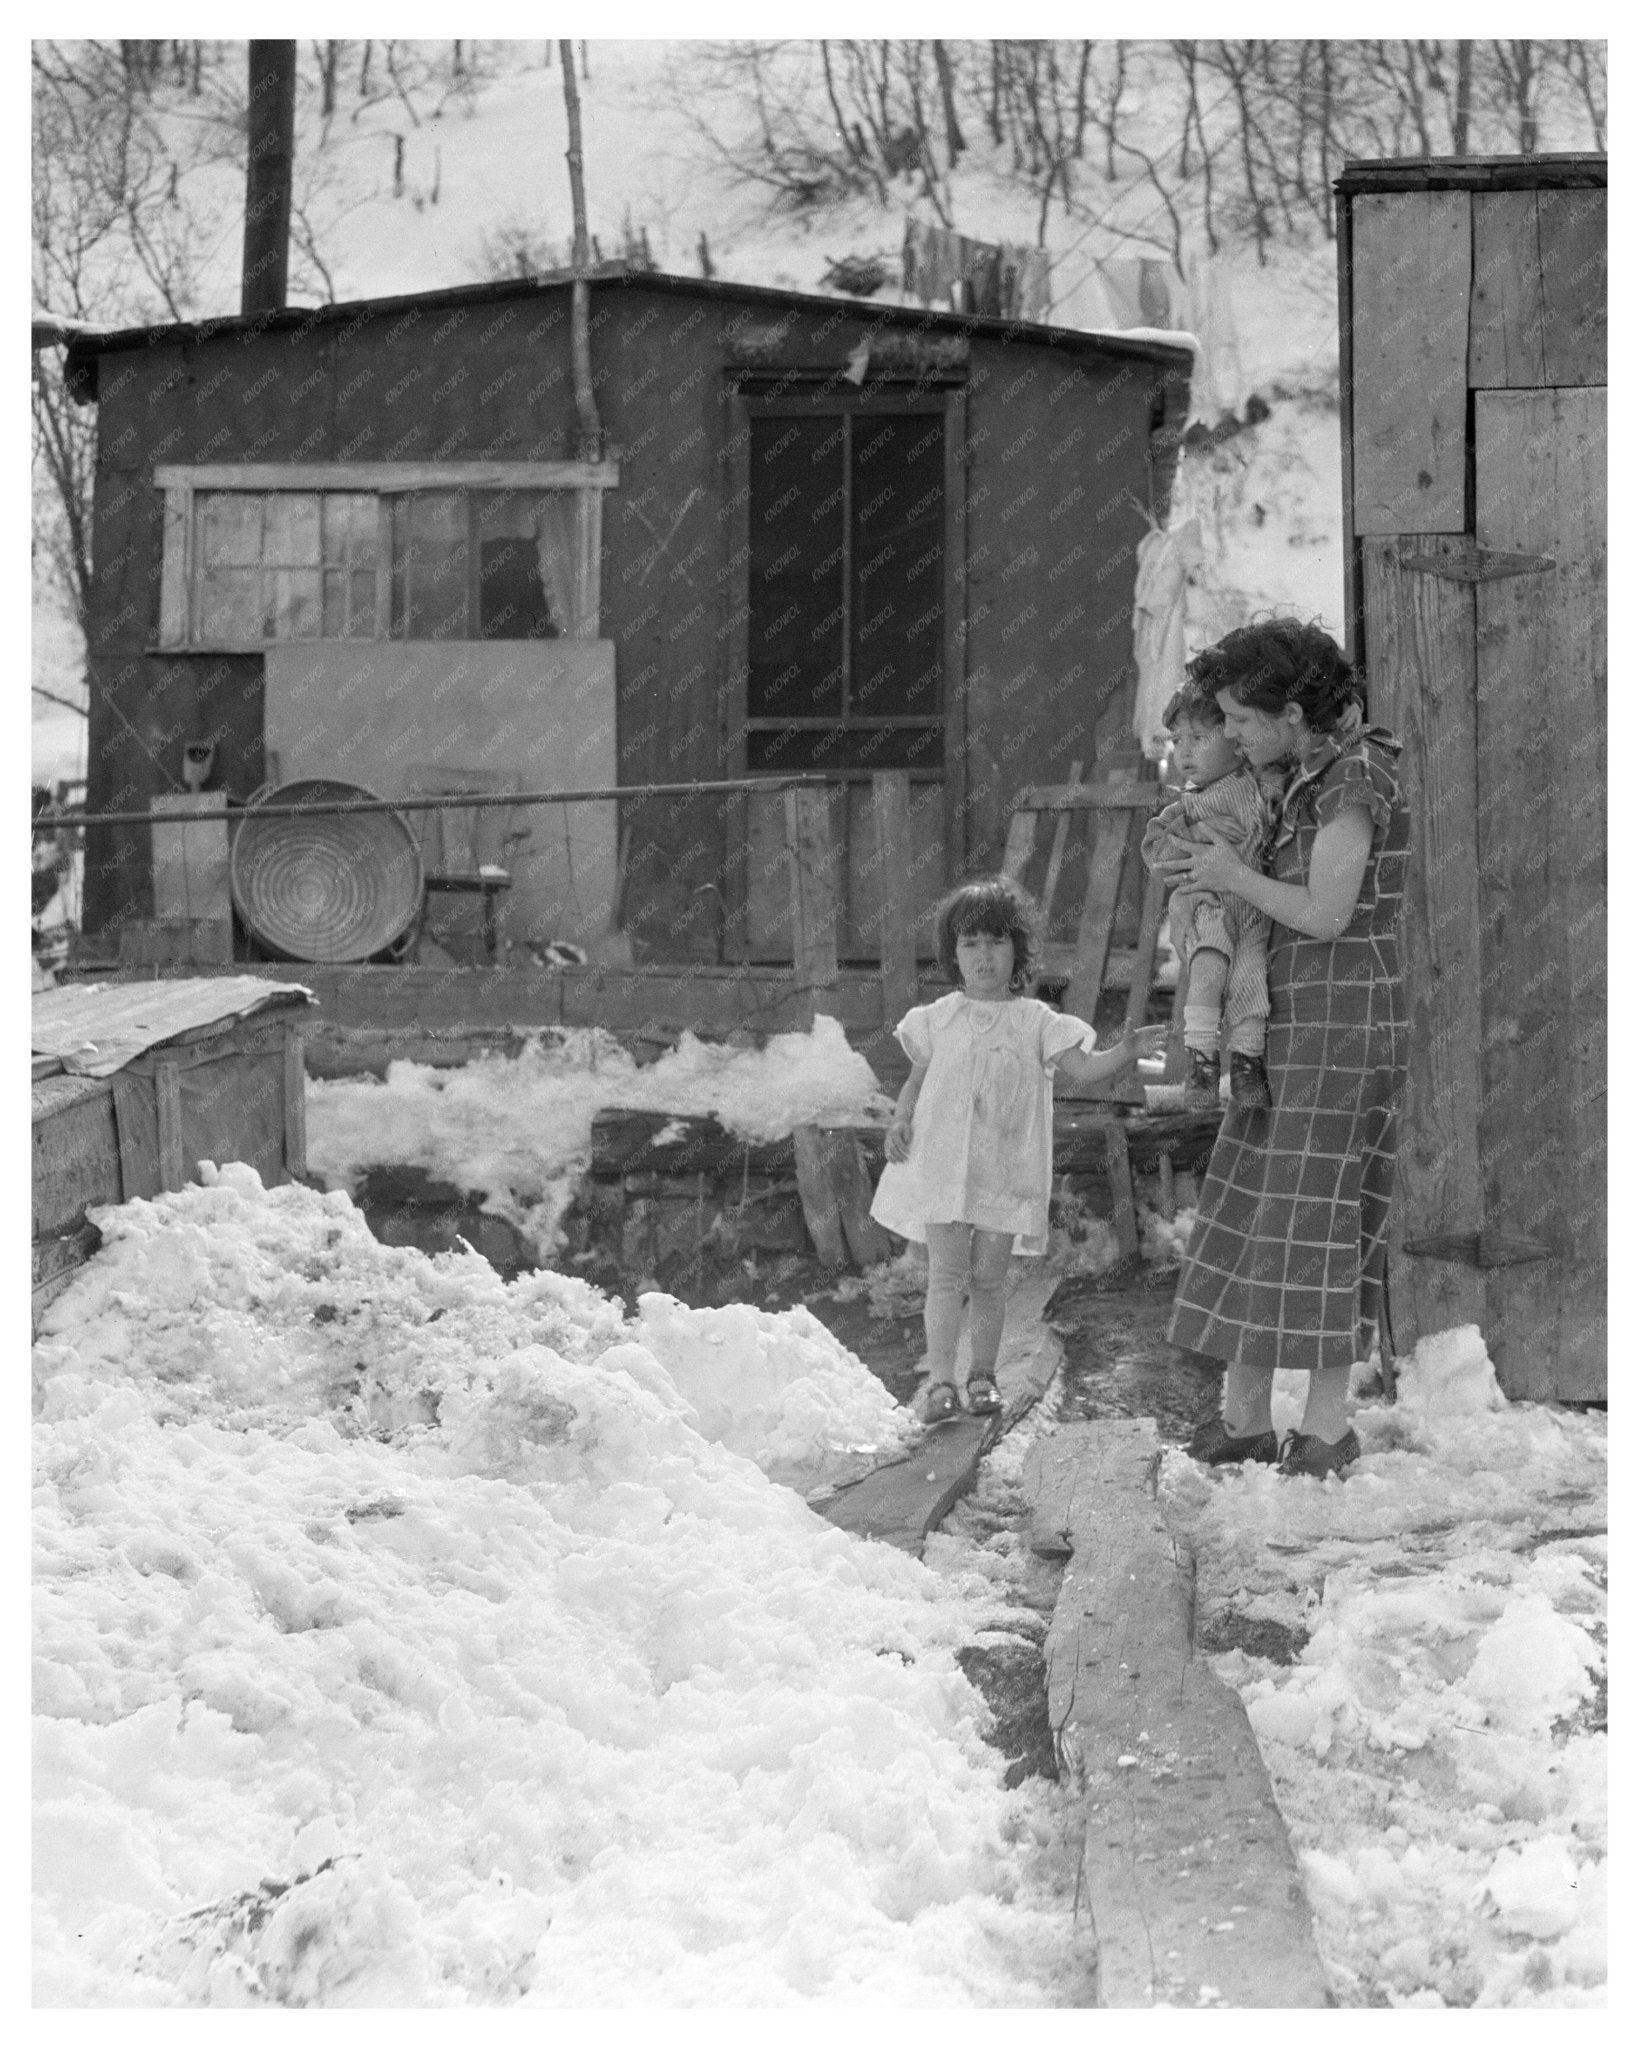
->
[923,1223,1014,1383]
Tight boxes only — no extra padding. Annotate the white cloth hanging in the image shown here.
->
[1131,516,1205,760]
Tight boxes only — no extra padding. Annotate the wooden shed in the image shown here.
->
[62,269,1191,973]
[32,977,313,1328]
[1336,154,1605,1402]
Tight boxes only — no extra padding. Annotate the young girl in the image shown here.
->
[870,876,1168,1423]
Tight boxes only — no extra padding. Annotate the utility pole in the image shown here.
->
[559,38,602,460]
[242,40,296,316]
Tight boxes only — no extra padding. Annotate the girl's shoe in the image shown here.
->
[964,1375,1002,1416]
[916,1381,962,1426]
[1277,1428,1361,1479]
[1187,1416,1279,1466]
[1182,1048,1221,1111]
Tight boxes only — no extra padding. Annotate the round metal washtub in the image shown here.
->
[230,779,423,964]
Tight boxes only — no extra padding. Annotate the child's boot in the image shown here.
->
[1229,1052,1273,1108]
[1183,1047,1221,1111]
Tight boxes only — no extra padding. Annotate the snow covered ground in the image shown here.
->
[34,1099,1608,2007]
[1164,1328,1607,2008]
[34,1163,1093,2007]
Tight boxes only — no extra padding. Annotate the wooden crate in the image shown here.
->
[32,984,311,1329]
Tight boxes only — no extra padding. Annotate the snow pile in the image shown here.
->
[306,1017,889,1259]
[1140,1203,1198,1268]
[33,1164,1081,2007]
[1162,1327,1606,2008]
[630,1294,914,1488]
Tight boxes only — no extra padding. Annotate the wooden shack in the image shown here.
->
[61,269,1191,974]
[32,978,314,1327]
[1336,154,1605,1402]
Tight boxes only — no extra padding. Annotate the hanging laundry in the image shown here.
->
[1131,517,1205,761]
[903,220,1051,321]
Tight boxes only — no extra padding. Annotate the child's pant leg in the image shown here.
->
[1223,900,1272,1055]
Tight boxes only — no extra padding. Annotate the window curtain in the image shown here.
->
[533,493,582,638]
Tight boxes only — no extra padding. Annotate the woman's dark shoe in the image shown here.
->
[1277,1428,1361,1480]
[1229,1052,1273,1108]
[1182,1048,1222,1111]
[1187,1416,1279,1466]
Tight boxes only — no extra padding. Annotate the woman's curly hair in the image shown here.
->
[1186,617,1365,735]
[934,875,1041,991]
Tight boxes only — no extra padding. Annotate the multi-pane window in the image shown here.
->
[157,464,616,649]
[196,491,380,642]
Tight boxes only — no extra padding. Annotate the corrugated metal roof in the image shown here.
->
[61,264,1195,404]
[32,976,313,1079]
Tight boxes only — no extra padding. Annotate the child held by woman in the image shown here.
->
[1142,682,1278,1110]
[870,877,1167,1424]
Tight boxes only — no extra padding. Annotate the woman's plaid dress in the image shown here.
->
[1168,729,1410,1374]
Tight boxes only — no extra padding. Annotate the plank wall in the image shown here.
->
[82,283,1182,955]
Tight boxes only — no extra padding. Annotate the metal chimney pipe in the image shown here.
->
[242,41,296,316]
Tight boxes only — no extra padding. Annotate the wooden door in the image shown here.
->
[1471,388,1606,1398]
[1368,394,1605,1399]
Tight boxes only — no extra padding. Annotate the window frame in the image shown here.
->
[728,388,960,761]
[154,460,620,651]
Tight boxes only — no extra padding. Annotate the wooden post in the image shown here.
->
[283,1027,308,1182]
[792,1126,847,1266]
[154,1060,185,1193]
[784,787,838,1025]
[870,771,918,1025]
[559,39,602,462]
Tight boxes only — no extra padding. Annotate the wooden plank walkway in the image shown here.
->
[815,1268,1062,1555]
[1025,1420,1330,2008]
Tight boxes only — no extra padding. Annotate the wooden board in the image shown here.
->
[783,787,840,1004]
[1469,189,1607,391]
[1362,536,1487,1347]
[869,770,920,1021]
[175,1046,290,1189]
[32,1222,105,1331]
[1474,388,1606,1400]
[588,1109,800,1183]
[818,1416,999,1553]
[112,1070,163,1203]
[31,1076,120,1239]
[1350,190,1471,536]
[1537,188,1608,389]
[1025,1422,1329,2009]
[816,1268,1063,1554]
[149,795,232,927]
[792,1125,894,1269]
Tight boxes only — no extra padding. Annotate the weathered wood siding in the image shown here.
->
[960,345,1162,875]
[81,280,1184,956]
[1343,161,1605,1403]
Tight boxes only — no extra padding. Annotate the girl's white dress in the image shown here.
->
[869,992,1097,1256]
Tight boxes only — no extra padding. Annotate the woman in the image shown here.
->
[1157,618,1410,1479]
